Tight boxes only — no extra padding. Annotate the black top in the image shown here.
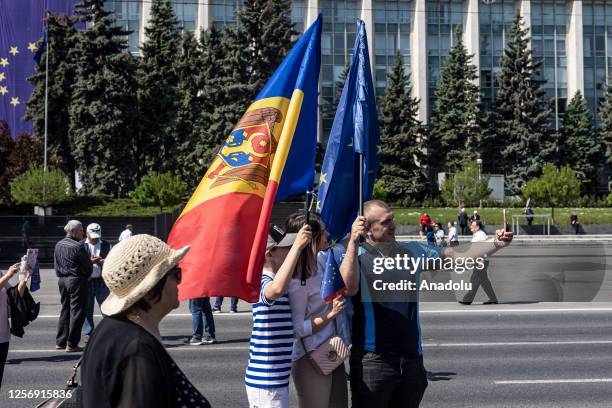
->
[82,315,211,408]
[54,237,92,278]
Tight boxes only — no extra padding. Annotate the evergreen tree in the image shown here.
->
[25,13,78,183]
[0,121,15,202]
[494,15,555,192]
[174,30,206,186]
[7,134,44,180]
[378,51,427,204]
[137,0,181,175]
[68,0,139,196]
[561,91,600,194]
[429,27,481,173]
[236,0,296,91]
[600,80,612,178]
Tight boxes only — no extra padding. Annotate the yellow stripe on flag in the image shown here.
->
[269,89,304,183]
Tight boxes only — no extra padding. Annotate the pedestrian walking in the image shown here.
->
[212,297,238,313]
[459,220,499,305]
[524,204,534,226]
[470,210,481,224]
[118,224,133,241]
[286,212,357,408]
[434,222,446,247]
[447,221,459,246]
[81,234,211,407]
[21,219,31,249]
[54,220,92,352]
[0,262,31,389]
[245,224,312,408]
[419,213,432,238]
[570,211,580,235]
[185,297,216,345]
[82,223,112,338]
[458,208,469,235]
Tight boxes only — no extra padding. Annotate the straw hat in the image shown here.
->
[101,234,190,316]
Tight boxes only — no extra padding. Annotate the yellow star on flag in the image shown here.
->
[319,172,327,184]
[0,72,5,81]
[0,86,8,96]
[9,46,19,56]
[0,58,8,67]
[28,43,38,53]
[10,96,19,107]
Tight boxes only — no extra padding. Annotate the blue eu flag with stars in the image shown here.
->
[320,247,346,304]
[317,20,380,243]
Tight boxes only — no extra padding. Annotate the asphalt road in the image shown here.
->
[2,258,612,407]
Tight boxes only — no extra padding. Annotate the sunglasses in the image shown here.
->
[168,266,182,284]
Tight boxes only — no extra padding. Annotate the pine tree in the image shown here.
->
[561,91,601,194]
[174,30,205,186]
[0,121,15,202]
[25,13,78,184]
[494,15,555,192]
[236,0,296,91]
[137,0,181,175]
[68,0,139,196]
[600,80,612,179]
[429,27,481,173]
[378,51,428,204]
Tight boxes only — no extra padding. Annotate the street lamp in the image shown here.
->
[476,158,483,209]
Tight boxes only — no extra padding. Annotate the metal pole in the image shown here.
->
[43,10,49,174]
[358,153,364,217]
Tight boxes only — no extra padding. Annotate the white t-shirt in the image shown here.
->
[118,229,132,241]
[0,272,12,343]
[471,230,488,242]
[448,226,458,242]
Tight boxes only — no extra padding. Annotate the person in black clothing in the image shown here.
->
[82,234,211,408]
[570,211,580,235]
[457,208,469,235]
[54,220,92,352]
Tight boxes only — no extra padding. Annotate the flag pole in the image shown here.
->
[43,10,49,175]
[358,153,364,217]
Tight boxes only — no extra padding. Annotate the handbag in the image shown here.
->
[35,359,82,408]
[301,318,351,376]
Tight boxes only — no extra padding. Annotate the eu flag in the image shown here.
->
[317,20,380,243]
[0,1,77,136]
[320,247,346,303]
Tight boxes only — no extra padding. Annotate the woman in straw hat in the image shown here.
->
[81,234,211,408]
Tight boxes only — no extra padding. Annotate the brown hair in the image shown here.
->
[284,211,324,282]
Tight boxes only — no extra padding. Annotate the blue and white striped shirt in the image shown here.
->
[245,270,293,389]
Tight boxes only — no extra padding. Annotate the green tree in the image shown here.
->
[7,134,44,180]
[132,172,188,213]
[68,0,139,196]
[0,121,15,202]
[441,160,491,208]
[236,0,296,90]
[378,51,427,204]
[137,0,181,174]
[26,13,78,183]
[561,91,601,194]
[10,166,70,207]
[522,164,580,223]
[599,80,612,181]
[494,15,556,192]
[429,27,481,173]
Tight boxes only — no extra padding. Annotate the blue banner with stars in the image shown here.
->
[0,0,77,137]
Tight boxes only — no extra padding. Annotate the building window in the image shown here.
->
[103,0,141,53]
[479,0,516,109]
[320,0,359,136]
[583,1,612,126]
[171,0,197,32]
[212,0,242,28]
[291,0,306,34]
[531,0,567,130]
[374,0,412,96]
[426,0,464,118]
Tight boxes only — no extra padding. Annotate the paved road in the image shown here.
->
[2,266,612,407]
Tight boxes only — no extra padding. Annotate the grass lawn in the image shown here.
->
[392,207,612,225]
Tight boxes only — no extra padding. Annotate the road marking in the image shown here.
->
[10,340,612,354]
[495,379,612,385]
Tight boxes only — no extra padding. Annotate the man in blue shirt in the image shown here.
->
[343,200,513,408]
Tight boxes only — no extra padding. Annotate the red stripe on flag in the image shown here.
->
[169,193,263,303]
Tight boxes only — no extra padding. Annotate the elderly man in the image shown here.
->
[82,223,112,338]
[459,220,498,305]
[342,200,513,408]
[54,220,92,352]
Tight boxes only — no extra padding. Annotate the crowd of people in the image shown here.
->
[0,202,514,407]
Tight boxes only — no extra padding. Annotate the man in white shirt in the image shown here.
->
[459,220,498,305]
[447,221,459,246]
[118,224,133,241]
[83,223,112,337]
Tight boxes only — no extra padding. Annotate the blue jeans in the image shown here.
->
[214,296,238,311]
[189,297,215,339]
[83,278,110,336]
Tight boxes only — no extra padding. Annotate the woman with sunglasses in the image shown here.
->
[82,234,211,408]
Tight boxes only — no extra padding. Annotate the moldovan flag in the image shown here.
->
[168,16,322,303]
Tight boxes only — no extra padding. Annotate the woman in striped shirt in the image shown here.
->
[245,224,312,408]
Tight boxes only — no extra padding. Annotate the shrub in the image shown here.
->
[10,166,70,207]
[132,172,188,213]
